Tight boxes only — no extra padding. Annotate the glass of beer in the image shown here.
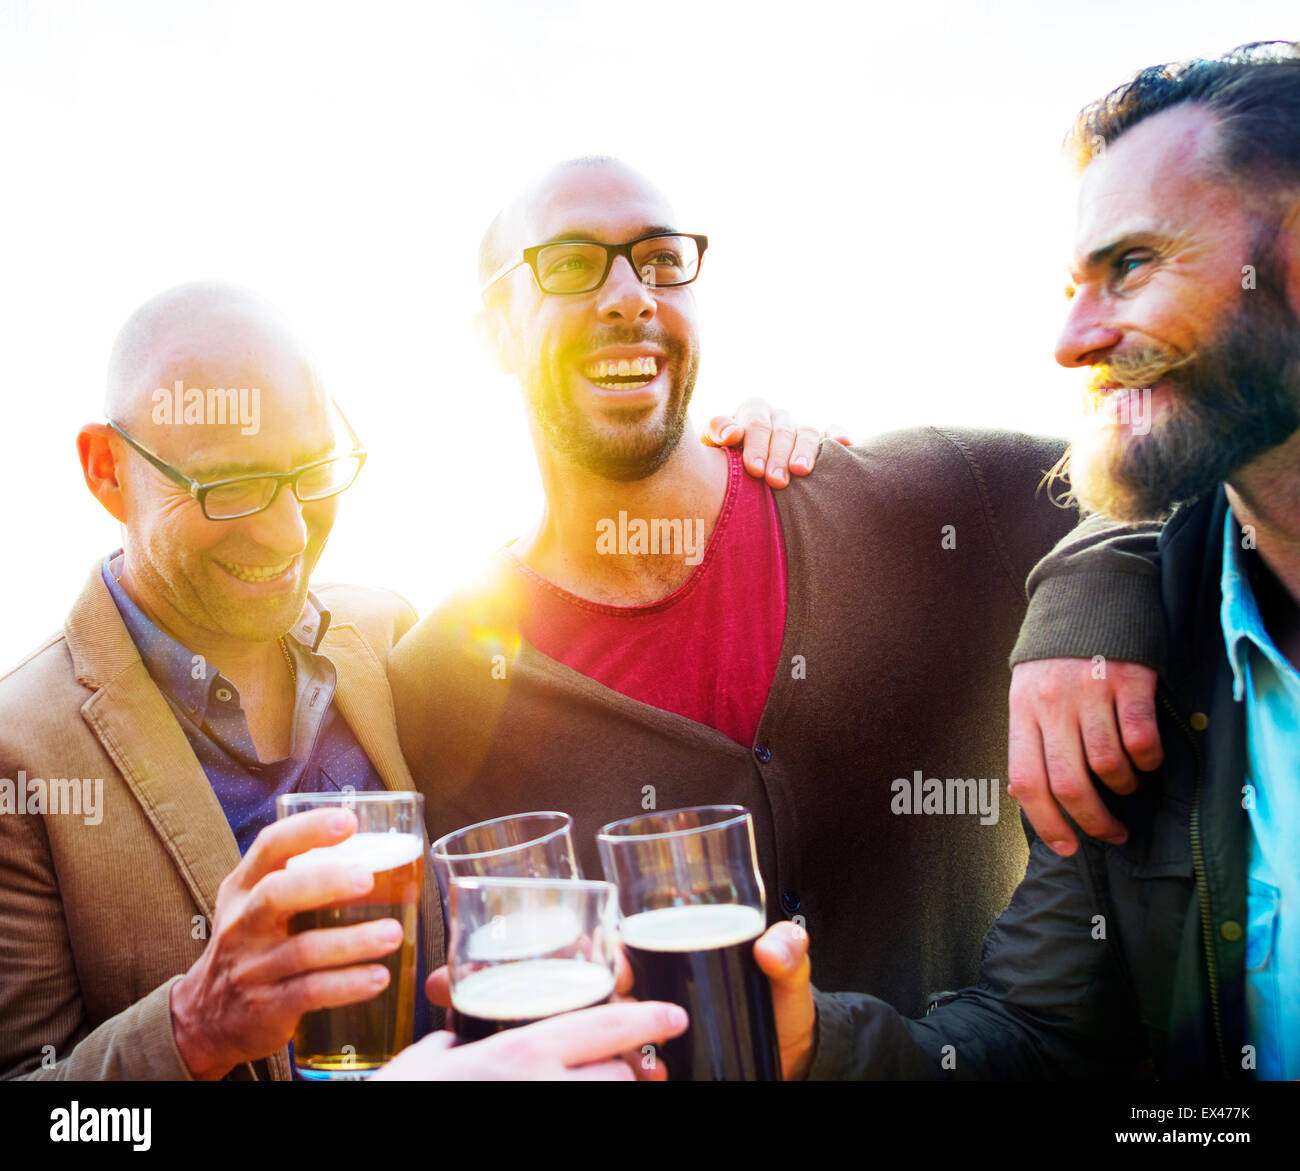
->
[277,791,425,1080]
[596,805,781,1081]
[430,811,581,913]
[446,877,618,1044]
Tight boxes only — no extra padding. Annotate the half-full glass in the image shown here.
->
[447,877,618,1044]
[277,791,425,1079]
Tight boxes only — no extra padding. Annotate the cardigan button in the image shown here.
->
[781,891,801,913]
[1219,920,1243,942]
[754,743,772,764]
[1190,712,1209,731]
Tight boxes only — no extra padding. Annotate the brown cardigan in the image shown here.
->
[391,427,1119,1011]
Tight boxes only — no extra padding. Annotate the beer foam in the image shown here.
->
[285,831,423,874]
[618,903,765,952]
[464,905,584,962]
[451,959,616,1020]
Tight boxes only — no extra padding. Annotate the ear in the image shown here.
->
[77,423,129,524]
[475,304,518,375]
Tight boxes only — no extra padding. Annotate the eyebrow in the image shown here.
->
[538,224,678,246]
[1071,230,1169,280]
[188,442,336,481]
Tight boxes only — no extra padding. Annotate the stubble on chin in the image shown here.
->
[527,355,696,482]
[197,562,310,643]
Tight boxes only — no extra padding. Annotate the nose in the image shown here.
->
[595,254,656,324]
[1055,286,1123,368]
[241,478,310,556]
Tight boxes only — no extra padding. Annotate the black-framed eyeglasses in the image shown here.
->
[481,232,708,298]
[106,402,368,520]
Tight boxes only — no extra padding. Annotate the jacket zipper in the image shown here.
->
[1159,689,1228,1076]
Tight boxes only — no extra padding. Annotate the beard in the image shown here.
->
[524,326,699,482]
[1066,283,1300,522]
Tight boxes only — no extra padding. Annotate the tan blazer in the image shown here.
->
[0,563,442,1080]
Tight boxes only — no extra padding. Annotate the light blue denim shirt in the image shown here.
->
[1219,510,1300,1080]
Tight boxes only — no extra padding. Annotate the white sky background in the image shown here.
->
[0,0,1294,667]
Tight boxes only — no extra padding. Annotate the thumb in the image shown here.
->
[753,921,816,1080]
[754,920,810,990]
[702,415,741,447]
[426,966,451,1008]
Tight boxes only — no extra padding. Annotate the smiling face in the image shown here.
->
[1057,104,1300,520]
[488,161,701,481]
[112,293,339,645]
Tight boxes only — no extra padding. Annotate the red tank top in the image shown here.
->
[507,448,788,746]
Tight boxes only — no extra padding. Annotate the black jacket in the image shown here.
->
[810,488,1253,1079]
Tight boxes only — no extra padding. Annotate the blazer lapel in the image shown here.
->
[326,621,416,795]
[65,565,240,920]
[324,616,446,979]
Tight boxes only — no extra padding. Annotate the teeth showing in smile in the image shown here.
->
[218,558,293,583]
[583,355,658,389]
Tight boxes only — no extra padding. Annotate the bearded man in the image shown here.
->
[762,42,1300,1080]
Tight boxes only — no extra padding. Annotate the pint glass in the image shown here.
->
[277,791,425,1079]
[430,811,581,912]
[597,805,781,1081]
[447,877,618,1044]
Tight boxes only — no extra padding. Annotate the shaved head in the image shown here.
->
[106,281,326,434]
[479,157,673,295]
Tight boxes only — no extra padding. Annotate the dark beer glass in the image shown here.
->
[277,792,425,1080]
[447,877,618,1043]
[597,805,781,1081]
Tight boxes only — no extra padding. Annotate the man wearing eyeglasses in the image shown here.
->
[389,157,1161,1019]
[0,281,440,1081]
[0,278,826,1082]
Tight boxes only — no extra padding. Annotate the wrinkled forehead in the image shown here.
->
[513,163,679,248]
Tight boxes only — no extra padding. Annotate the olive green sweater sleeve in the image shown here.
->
[1009,512,1166,670]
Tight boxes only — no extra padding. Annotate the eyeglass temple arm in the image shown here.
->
[105,419,201,495]
[479,258,527,297]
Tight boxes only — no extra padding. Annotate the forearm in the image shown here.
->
[1012,512,1166,669]
[807,987,1138,1081]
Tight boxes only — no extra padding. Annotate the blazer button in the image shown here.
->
[782,891,801,913]
[1220,920,1243,942]
[754,743,772,764]
[1190,712,1209,731]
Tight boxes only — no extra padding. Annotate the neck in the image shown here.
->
[1225,429,1300,663]
[514,418,731,603]
[116,563,290,692]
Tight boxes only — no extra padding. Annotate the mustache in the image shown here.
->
[569,327,679,360]
[1085,345,1196,394]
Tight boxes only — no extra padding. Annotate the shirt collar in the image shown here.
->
[1220,508,1277,702]
[101,550,332,719]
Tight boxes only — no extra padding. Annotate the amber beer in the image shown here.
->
[451,957,616,1043]
[619,903,780,1081]
[285,832,424,1078]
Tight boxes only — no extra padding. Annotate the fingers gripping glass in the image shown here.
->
[106,403,367,520]
[481,232,708,297]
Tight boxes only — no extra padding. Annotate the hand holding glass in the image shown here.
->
[276,791,425,1079]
